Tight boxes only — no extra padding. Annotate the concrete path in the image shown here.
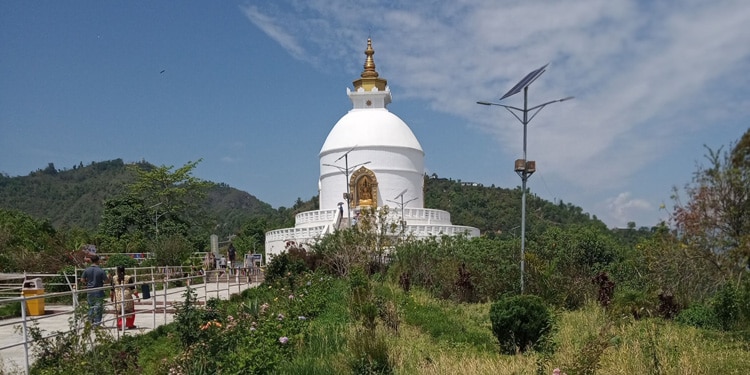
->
[0,280,257,374]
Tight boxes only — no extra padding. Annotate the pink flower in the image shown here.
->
[553,368,567,375]
[279,336,289,344]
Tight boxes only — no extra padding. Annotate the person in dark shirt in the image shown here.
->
[81,254,108,326]
[228,243,236,268]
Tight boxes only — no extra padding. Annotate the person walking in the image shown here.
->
[81,254,108,326]
[111,265,138,329]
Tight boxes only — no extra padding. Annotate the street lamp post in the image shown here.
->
[323,146,370,228]
[477,64,573,294]
[148,202,165,240]
[387,189,417,236]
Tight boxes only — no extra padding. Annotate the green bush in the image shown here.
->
[611,288,656,320]
[0,301,21,318]
[265,251,307,286]
[676,303,720,330]
[489,294,552,354]
[104,253,138,269]
[713,284,740,331]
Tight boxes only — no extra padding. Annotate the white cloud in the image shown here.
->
[241,0,750,226]
[239,5,305,59]
[604,192,653,227]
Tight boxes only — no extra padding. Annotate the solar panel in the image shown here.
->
[499,63,548,100]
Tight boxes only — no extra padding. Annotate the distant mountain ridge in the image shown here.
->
[0,159,283,237]
[0,159,607,240]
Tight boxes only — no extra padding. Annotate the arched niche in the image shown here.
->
[349,166,378,208]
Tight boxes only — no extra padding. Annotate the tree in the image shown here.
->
[98,160,211,253]
[671,131,750,284]
[233,217,268,257]
[127,160,211,238]
[312,207,400,277]
[526,225,621,308]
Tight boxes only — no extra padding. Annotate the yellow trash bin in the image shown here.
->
[22,278,45,316]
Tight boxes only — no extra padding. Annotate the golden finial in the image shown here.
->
[353,38,387,91]
[361,38,378,78]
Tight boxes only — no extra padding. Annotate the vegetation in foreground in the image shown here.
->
[17,264,750,375]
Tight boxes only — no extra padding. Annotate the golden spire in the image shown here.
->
[353,38,387,91]
[361,38,378,78]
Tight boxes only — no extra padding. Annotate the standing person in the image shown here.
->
[227,243,236,269]
[81,255,108,326]
[111,266,138,329]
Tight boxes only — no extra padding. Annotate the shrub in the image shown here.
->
[611,288,655,320]
[104,253,138,269]
[656,292,681,319]
[676,303,720,330]
[490,294,552,354]
[265,250,307,286]
[592,272,615,308]
[713,284,739,331]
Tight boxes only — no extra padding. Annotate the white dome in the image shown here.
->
[320,108,423,155]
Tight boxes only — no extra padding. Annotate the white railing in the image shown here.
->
[294,209,338,225]
[0,266,262,375]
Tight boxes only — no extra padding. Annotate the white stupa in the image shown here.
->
[265,39,479,258]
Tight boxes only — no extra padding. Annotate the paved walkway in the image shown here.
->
[0,280,257,373]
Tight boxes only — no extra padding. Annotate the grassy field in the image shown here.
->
[19,274,750,374]
[279,281,750,374]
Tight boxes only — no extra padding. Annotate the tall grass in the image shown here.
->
[27,276,750,374]
[380,287,750,374]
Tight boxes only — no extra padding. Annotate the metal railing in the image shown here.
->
[0,266,263,375]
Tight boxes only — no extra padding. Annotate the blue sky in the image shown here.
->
[2,1,749,229]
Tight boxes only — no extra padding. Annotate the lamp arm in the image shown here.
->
[504,107,525,124]
[526,105,549,123]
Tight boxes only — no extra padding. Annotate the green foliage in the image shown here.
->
[676,303,720,330]
[265,248,309,286]
[0,301,21,318]
[712,284,741,331]
[44,265,79,296]
[629,230,722,306]
[527,225,621,309]
[232,217,268,256]
[104,253,139,269]
[27,303,136,374]
[400,291,497,350]
[424,175,608,236]
[174,287,208,348]
[490,294,553,354]
[313,207,399,277]
[346,269,394,374]
[348,327,392,375]
[671,134,750,286]
[567,322,613,375]
[349,268,376,329]
[611,287,656,320]
[391,235,518,302]
[150,234,195,267]
[0,209,85,273]
[0,160,284,259]
[0,159,132,230]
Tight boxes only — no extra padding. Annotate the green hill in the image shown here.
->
[0,160,610,240]
[0,159,284,238]
[423,175,607,237]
